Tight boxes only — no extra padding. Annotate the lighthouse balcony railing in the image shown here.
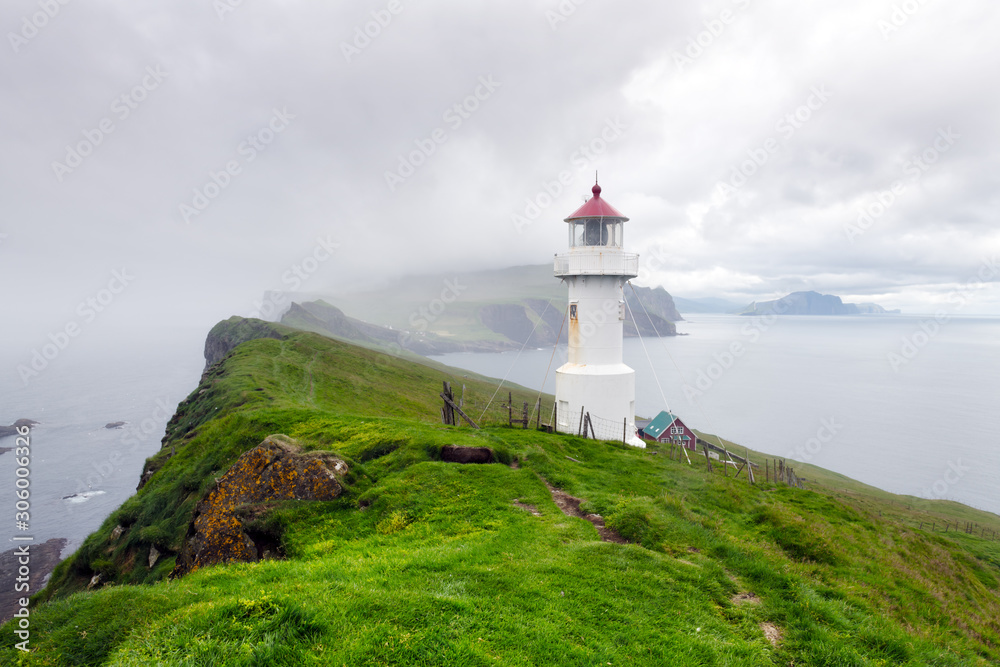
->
[554,251,639,277]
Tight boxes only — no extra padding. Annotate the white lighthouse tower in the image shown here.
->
[554,181,643,447]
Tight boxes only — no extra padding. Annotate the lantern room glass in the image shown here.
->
[568,219,622,248]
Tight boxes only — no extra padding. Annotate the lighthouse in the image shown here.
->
[554,181,643,447]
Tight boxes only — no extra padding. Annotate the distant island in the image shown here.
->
[738,291,900,316]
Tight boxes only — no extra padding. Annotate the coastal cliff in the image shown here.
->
[14,318,1000,666]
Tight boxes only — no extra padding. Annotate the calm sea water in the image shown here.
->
[431,315,1000,516]
[0,327,206,555]
[2,315,997,561]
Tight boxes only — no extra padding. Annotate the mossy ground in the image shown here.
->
[4,329,998,665]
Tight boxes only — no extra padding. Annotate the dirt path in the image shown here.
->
[541,478,628,544]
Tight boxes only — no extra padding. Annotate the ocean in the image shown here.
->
[430,315,1000,516]
[2,314,997,564]
[1,327,206,555]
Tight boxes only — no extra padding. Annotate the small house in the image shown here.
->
[638,411,697,450]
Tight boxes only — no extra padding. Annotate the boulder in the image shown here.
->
[172,435,348,577]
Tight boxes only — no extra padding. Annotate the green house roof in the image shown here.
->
[643,410,685,440]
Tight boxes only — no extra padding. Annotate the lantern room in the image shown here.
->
[564,183,629,249]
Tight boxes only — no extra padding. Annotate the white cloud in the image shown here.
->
[2,0,1000,336]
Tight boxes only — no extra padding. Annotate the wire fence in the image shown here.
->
[437,385,1000,544]
[438,382,539,429]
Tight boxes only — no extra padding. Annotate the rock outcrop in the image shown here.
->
[203,317,287,370]
[0,419,39,439]
[625,285,684,325]
[173,435,349,577]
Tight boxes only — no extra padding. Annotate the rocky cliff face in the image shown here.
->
[625,285,683,324]
[173,435,349,577]
[476,289,680,347]
[203,317,287,370]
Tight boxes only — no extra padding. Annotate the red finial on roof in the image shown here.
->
[564,180,628,222]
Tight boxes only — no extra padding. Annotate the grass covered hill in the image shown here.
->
[4,320,1000,665]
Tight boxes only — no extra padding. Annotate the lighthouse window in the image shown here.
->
[572,222,586,247]
[584,219,610,246]
[604,221,623,247]
[569,303,578,320]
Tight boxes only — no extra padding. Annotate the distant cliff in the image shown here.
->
[274,264,682,355]
[739,291,899,316]
[203,317,291,370]
[282,288,679,357]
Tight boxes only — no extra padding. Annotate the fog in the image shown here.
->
[3,0,999,376]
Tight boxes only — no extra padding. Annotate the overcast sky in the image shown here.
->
[3,0,999,349]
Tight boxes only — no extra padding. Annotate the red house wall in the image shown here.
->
[657,420,697,450]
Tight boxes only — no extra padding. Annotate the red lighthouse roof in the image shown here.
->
[564,183,629,222]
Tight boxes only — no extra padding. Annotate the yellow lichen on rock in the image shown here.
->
[173,434,347,576]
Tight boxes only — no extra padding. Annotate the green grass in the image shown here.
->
[4,325,999,665]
